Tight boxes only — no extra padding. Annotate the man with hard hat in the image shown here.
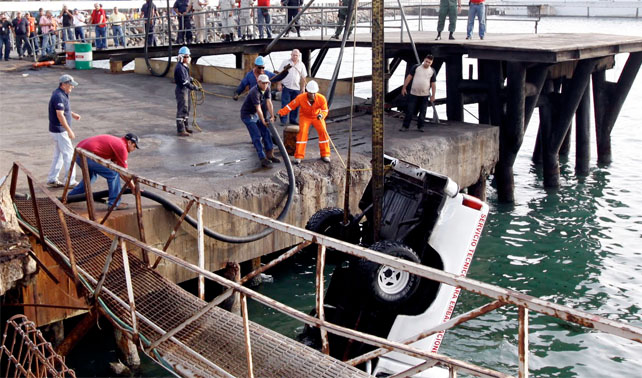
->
[240,74,280,168]
[233,55,290,100]
[173,46,201,136]
[278,80,331,164]
[47,75,81,189]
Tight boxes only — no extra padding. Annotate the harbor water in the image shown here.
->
[69,16,642,377]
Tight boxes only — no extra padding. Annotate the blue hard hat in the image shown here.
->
[254,56,265,66]
[178,46,190,56]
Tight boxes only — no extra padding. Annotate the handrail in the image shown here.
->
[8,151,642,377]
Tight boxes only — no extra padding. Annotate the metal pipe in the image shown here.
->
[100,177,132,225]
[197,203,205,300]
[120,238,139,339]
[152,199,195,269]
[396,0,420,64]
[57,208,80,290]
[94,238,119,300]
[316,244,329,354]
[240,294,255,378]
[326,0,357,108]
[79,154,96,221]
[518,307,529,378]
[265,0,318,53]
[134,178,149,265]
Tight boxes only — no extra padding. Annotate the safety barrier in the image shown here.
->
[7,153,642,377]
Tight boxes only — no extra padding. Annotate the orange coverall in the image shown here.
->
[278,92,330,159]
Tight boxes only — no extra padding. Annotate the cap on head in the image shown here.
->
[257,74,270,83]
[124,133,140,149]
[59,74,78,87]
[306,80,319,94]
[254,56,265,66]
[178,46,190,56]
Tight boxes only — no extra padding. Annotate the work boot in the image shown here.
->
[266,150,281,163]
[435,32,441,40]
[261,158,273,168]
[184,118,193,133]
[449,32,455,40]
[177,120,190,136]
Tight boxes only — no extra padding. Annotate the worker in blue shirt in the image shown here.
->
[173,0,192,44]
[174,46,201,136]
[233,56,291,100]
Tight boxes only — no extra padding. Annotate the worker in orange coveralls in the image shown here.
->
[278,80,331,165]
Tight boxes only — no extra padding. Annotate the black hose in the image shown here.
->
[144,0,172,77]
[65,124,295,244]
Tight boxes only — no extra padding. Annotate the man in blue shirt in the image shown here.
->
[233,55,291,100]
[174,46,200,136]
[240,74,280,168]
[47,75,81,188]
[12,12,33,58]
[141,0,157,46]
[173,0,192,44]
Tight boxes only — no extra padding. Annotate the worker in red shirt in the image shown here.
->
[90,3,107,50]
[278,80,331,164]
[68,133,140,210]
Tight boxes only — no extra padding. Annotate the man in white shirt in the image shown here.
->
[277,49,307,125]
[400,54,437,131]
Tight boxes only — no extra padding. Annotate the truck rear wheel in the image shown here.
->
[358,241,421,307]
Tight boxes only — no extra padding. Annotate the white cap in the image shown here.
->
[257,74,270,83]
[306,80,319,94]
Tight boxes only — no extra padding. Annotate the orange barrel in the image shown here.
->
[283,125,299,156]
[65,42,77,69]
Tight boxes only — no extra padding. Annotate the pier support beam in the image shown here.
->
[496,62,526,203]
[468,175,487,202]
[592,51,642,164]
[575,86,591,176]
[446,55,464,122]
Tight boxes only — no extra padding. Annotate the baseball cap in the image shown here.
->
[59,74,78,86]
[257,74,270,83]
[124,133,140,149]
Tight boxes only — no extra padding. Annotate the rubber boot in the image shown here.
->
[184,118,193,133]
[177,120,190,137]
[266,149,281,163]
[435,32,441,40]
[449,32,455,40]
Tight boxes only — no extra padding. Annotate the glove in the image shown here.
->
[317,114,323,120]
[233,93,239,101]
[283,63,292,70]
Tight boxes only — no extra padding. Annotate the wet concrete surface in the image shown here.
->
[1,62,498,232]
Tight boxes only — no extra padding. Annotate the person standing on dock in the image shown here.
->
[46,75,81,189]
[238,0,255,40]
[283,0,302,37]
[73,9,87,43]
[256,0,272,38]
[277,49,307,126]
[435,0,461,40]
[13,12,33,59]
[0,14,11,61]
[68,133,139,210]
[466,0,485,40]
[240,74,281,168]
[141,0,158,46]
[91,3,108,50]
[108,7,127,47]
[232,55,290,100]
[61,5,74,43]
[400,54,436,132]
[278,80,331,164]
[39,11,57,56]
[174,46,200,136]
[218,0,236,42]
[188,0,209,43]
[173,0,192,44]
[330,0,354,40]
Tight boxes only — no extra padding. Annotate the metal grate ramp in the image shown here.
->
[15,197,371,378]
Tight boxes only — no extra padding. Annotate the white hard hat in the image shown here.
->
[306,80,319,94]
[257,74,270,83]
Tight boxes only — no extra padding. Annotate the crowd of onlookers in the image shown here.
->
[0,0,328,61]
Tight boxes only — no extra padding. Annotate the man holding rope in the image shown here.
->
[240,74,280,168]
[174,46,201,136]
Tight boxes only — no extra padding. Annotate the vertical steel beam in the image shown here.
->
[316,244,329,354]
[446,55,464,122]
[197,202,205,300]
[134,178,149,265]
[518,306,529,378]
[240,294,255,378]
[371,0,385,242]
[575,86,591,176]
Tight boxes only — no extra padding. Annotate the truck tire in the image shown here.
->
[305,207,348,239]
[358,240,421,306]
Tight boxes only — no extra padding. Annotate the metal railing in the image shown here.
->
[0,315,76,378]
[8,151,642,377]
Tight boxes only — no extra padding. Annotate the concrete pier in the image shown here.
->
[0,64,497,287]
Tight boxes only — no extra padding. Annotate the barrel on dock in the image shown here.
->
[284,125,299,156]
[74,43,93,70]
[64,42,77,69]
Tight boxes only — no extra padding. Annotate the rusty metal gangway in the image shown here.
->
[6,153,642,377]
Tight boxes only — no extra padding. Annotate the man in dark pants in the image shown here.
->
[13,12,33,58]
[400,55,437,132]
[283,0,302,37]
[173,0,192,44]
[331,0,353,39]
[174,46,200,136]
[240,74,280,168]
[0,14,12,61]
[142,0,158,46]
